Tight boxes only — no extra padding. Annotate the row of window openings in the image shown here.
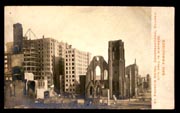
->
[66,88,75,92]
[24,63,52,67]
[5,77,12,81]
[24,54,38,57]
[34,76,46,79]
[66,55,74,57]
[24,59,53,62]
[66,67,75,70]
[38,51,59,54]
[38,82,45,87]
[35,76,51,79]
[66,71,75,74]
[24,67,38,71]
[65,84,75,86]
[66,50,75,53]
[66,63,75,66]
[24,58,38,61]
[24,67,52,71]
[65,75,75,78]
[23,62,38,65]
[66,58,74,61]
[65,79,75,82]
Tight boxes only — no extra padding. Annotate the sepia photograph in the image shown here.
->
[4,6,174,109]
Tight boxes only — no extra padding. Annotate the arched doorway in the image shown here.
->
[90,86,93,96]
[96,85,101,97]
[27,81,35,97]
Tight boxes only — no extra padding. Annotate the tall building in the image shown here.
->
[23,38,39,78]
[108,40,126,99]
[57,41,68,93]
[125,59,139,98]
[22,36,60,89]
[13,23,23,53]
[64,45,91,94]
[36,37,61,89]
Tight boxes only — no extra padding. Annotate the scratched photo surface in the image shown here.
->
[4,6,174,109]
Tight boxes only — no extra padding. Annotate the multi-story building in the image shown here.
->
[64,45,91,94]
[23,36,61,89]
[13,23,23,53]
[22,35,91,95]
[37,37,60,88]
[11,23,91,95]
[23,38,39,78]
[58,42,68,93]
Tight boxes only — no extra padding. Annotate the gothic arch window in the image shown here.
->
[91,71,93,80]
[90,86,93,96]
[104,70,108,80]
[96,56,99,61]
[95,66,101,80]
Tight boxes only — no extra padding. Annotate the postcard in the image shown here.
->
[4,6,174,109]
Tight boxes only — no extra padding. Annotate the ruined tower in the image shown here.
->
[108,40,125,99]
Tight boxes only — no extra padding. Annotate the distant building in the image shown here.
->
[6,42,13,53]
[146,74,151,91]
[125,59,139,98]
[138,74,151,92]
[108,40,126,99]
[13,23,23,53]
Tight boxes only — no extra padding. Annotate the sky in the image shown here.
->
[5,6,152,77]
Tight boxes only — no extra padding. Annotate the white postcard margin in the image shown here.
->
[151,7,174,109]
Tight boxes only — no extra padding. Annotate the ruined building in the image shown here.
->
[85,56,109,98]
[108,40,126,99]
[125,59,139,98]
[23,38,39,79]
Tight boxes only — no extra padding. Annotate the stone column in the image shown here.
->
[108,43,113,99]
[107,89,110,105]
